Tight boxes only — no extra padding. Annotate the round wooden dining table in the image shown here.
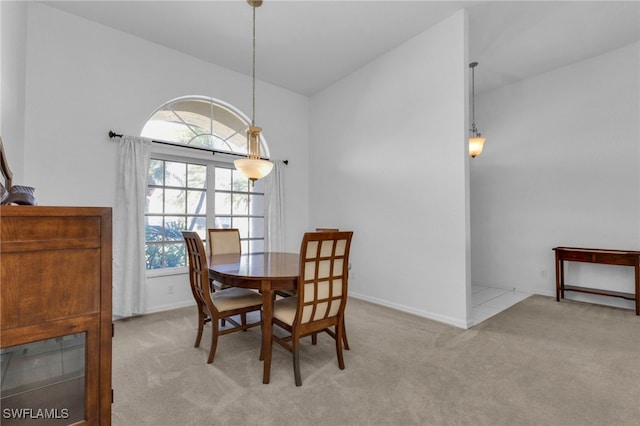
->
[208,252,299,384]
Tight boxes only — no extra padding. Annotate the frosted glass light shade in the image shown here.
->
[234,158,274,182]
[234,125,273,184]
[469,136,486,158]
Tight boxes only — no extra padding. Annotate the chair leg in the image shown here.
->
[207,317,220,364]
[194,306,205,348]
[292,337,302,387]
[241,312,247,331]
[311,333,317,345]
[259,311,264,360]
[336,323,345,370]
[342,321,350,350]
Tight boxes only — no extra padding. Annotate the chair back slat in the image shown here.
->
[182,231,216,313]
[208,228,241,255]
[297,231,353,324]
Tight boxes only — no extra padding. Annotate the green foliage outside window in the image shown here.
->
[145,223,187,270]
[145,159,206,270]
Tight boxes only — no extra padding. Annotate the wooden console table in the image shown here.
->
[553,247,640,315]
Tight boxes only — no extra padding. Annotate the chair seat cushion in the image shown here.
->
[275,289,296,298]
[212,287,262,312]
[211,279,230,291]
[273,297,298,326]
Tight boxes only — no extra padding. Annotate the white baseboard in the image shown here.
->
[143,300,196,315]
[348,291,470,329]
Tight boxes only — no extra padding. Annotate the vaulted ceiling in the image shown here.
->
[42,1,640,96]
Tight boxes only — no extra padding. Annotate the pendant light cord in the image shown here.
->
[471,65,475,129]
[469,62,479,136]
[252,4,256,127]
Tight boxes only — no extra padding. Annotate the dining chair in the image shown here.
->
[208,228,241,255]
[310,228,350,351]
[207,228,241,291]
[275,227,352,351]
[268,230,353,386]
[182,231,262,364]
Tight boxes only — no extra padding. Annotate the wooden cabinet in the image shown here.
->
[1,206,112,425]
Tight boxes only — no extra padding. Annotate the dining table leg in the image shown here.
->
[261,280,273,384]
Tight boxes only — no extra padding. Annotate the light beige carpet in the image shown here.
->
[112,295,640,425]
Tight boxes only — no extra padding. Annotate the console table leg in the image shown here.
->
[635,263,639,315]
[559,260,565,299]
[555,255,563,301]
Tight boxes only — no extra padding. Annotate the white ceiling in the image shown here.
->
[42,0,640,96]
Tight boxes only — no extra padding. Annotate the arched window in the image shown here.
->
[141,95,270,158]
[143,96,267,272]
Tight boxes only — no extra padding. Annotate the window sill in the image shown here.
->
[146,267,188,278]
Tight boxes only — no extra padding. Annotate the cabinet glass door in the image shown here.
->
[1,333,86,425]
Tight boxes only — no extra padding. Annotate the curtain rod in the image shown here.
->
[108,131,287,164]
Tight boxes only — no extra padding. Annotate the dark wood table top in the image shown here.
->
[208,252,299,280]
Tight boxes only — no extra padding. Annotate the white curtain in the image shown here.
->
[264,160,285,252]
[113,136,151,318]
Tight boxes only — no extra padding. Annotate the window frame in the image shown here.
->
[140,95,271,158]
[145,149,267,277]
[142,96,270,277]
[145,155,208,275]
[212,166,266,254]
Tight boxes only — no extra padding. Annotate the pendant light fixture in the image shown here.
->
[469,62,486,158]
[234,0,274,185]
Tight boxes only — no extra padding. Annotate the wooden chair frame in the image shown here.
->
[182,231,262,363]
[269,230,353,386]
[276,227,351,350]
[312,228,350,350]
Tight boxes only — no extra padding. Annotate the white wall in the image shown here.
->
[17,3,636,321]
[471,42,640,309]
[1,0,28,181]
[21,3,310,313]
[309,11,470,328]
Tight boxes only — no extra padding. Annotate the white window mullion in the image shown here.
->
[206,165,216,233]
